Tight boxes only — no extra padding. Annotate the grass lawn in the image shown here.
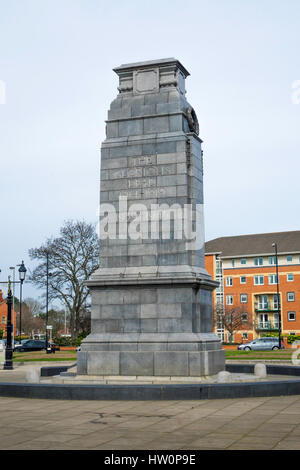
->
[225,349,294,360]
[13,350,77,362]
[11,349,297,363]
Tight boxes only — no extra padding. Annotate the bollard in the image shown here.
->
[26,368,40,383]
[217,371,231,383]
[254,363,267,378]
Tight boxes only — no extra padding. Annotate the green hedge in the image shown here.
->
[287,334,300,344]
[261,332,283,340]
[13,335,30,342]
[54,333,88,347]
[54,337,78,347]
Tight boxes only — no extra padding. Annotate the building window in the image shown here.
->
[258,295,269,310]
[288,312,296,321]
[226,295,233,305]
[225,277,233,286]
[241,313,248,322]
[269,256,276,265]
[287,273,294,282]
[240,294,248,303]
[287,292,295,302]
[227,332,234,343]
[254,257,263,266]
[217,328,225,342]
[287,255,293,262]
[242,332,248,339]
[1,316,5,324]
[240,276,246,284]
[273,294,279,309]
[254,275,264,285]
[269,274,278,285]
[241,258,246,265]
[232,259,235,267]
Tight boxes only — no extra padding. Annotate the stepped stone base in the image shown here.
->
[77,339,224,377]
[77,277,225,377]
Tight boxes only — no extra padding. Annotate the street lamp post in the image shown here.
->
[272,243,282,349]
[45,251,53,353]
[4,278,13,370]
[18,261,27,339]
[9,267,15,347]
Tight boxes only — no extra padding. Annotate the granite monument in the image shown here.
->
[77,58,225,377]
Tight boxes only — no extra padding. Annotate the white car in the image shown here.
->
[0,340,6,351]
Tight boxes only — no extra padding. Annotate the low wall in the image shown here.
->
[1,363,299,401]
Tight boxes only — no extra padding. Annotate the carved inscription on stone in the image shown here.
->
[109,154,176,197]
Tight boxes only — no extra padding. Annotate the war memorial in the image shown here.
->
[77,58,225,377]
[1,59,300,403]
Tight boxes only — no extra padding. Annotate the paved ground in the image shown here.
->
[1,362,300,450]
[1,395,300,450]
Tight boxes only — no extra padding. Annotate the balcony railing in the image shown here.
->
[254,302,279,312]
[254,321,280,331]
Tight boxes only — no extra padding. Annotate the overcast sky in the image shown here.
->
[0,0,299,302]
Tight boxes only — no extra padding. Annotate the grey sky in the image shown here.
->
[0,0,299,302]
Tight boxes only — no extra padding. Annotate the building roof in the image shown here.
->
[205,230,300,258]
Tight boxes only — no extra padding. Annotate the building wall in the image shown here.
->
[0,303,17,337]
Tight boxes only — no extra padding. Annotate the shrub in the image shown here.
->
[13,335,30,342]
[54,336,77,347]
[287,334,300,344]
[261,333,283,340]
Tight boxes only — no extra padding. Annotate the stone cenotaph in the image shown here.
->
[77,58,225,377]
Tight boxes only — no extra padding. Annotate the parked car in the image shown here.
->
[0,339,6,351]
[238,337,284,351]
[14,340,60,352]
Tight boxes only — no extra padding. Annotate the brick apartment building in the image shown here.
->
[205,231,300,344]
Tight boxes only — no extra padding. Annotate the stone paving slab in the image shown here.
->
[1,394,300,449]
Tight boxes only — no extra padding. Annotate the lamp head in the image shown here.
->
[18,261,27,282]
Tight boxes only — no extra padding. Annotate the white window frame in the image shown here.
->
[240,276,246,284]
[287,292,295,302]
[226,295,233,305]
[288,311,296,321]
[227,332,235,343]
[254,275,264,285]
[240,294,248,304]
[269,274,278,285]
[287,273,294,282]
[217,328,225,342]
[287,255,293,262]
[225,277,233,286]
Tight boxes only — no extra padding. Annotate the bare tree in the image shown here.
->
[29,220,99,339]
[18,299,44,337]
[213,303,253,343]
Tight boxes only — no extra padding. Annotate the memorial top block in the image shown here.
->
[105,58,200,140]
[112,58,190,97]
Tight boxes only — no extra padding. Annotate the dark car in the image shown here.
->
[14,340,60,352]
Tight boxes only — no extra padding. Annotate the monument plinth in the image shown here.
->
[77,58,225,377]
